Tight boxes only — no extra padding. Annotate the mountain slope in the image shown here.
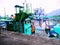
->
[47,9,60,16]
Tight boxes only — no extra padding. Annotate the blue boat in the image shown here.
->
[54,24,60,35]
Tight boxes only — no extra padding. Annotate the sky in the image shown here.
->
[0,0,60,16]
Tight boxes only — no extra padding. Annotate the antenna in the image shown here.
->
[4,8,6,16]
